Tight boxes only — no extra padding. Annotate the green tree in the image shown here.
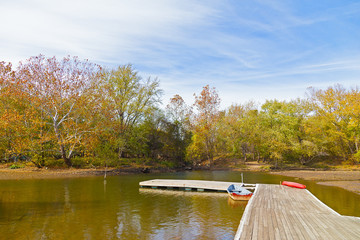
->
[166,95,192,164]
[99,64,163,159]
[259,99,315,166]
[218,102,264,163]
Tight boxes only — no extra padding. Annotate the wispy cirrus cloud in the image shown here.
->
[1,0,360,108]
[0,0,219,63]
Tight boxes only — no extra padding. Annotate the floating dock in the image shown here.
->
[139,179,255,192]
[139,180,360,239]
[235,184,360,240]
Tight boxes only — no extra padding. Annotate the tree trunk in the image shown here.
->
[54,122,72,167]
[60,144,72,167]
[208,155,213,168]
[118,147,123,159]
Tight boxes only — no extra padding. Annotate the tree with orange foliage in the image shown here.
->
[187,85,220,167]
[166,94,192,124]
[0,61,36,163]
[15,55,102,166]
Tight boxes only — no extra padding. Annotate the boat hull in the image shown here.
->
[228,192,253,201]
[227,184,253,201]
[281,181,306,189]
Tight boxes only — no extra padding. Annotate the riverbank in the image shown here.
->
[1,163,359,195]
[0,165,167,180]
[271,170,360,195]
[237,161,360,195]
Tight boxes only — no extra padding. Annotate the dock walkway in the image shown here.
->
[139,180,360,239]
[235,184,360,240]
[139,179,255,192]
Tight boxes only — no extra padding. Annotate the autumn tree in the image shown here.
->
[346,87,360,162]
[166,95,192,125]
[217,102,264,163]
[307,85,360,163]
[0,62,12,160]
[165,95,192,164]
[0,62,18,160]
[15,55,102,166]
[4,53,360,170]
[187,85,220,167]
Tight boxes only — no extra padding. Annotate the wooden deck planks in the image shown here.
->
[235,184,360,240]
[139,179,255,191]
[140,180,360,239]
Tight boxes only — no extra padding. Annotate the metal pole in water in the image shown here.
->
[104,162,107,179]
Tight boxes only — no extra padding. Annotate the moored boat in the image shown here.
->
[227,184,253,201]
[281,181,306,189]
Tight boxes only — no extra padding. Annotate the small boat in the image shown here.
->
[227,184,253,201]
[281,181,306,189]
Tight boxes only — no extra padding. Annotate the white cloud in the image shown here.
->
[0,0,218,64]
[1,0,360,109]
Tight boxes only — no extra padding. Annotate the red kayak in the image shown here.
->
[281,181,306,189]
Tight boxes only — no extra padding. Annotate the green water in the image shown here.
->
[0,171,359,239]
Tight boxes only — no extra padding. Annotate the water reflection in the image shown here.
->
[139,188,227,198]
[0,171,359,239]
[135,186,239,239]
[227,198,248,209]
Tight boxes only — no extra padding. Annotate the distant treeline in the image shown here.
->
[1,55,359,168]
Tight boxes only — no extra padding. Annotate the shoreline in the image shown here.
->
[271,170,360,195]
[0,166,168,180]
[1,164,359,195]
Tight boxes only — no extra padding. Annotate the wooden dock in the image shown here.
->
[139,179,255,192]
[235,184,360,240]
[139,180,360,239]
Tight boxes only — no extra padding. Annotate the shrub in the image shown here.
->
[9,164,24,169]
[160,160,176,168]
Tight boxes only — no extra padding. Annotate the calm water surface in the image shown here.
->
[0,171,359,240]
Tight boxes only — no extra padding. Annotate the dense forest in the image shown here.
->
[1,55,359,169]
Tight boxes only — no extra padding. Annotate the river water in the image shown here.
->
[0,171,359,239]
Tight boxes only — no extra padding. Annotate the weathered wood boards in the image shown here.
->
[235,184,360,240]
[139,179,255,192]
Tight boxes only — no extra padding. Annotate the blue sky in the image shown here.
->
[1,0,360,108]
